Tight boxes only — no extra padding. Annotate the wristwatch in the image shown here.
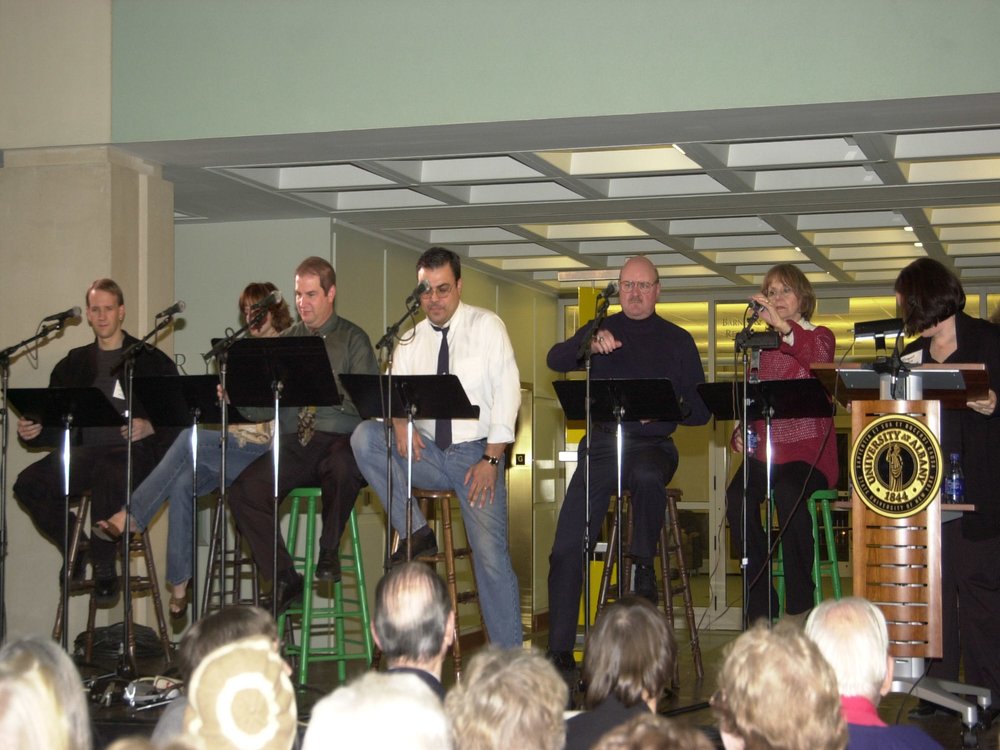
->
[481,453,500,466]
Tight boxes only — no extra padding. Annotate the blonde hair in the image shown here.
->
[446,647,567,750]
[593,713,714,750]
[713,621,847,750]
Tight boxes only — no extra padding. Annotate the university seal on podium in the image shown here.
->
[849,414,942,518]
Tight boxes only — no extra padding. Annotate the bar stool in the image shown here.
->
[202,494,260,616]
[277,487,373,686]
[597,489,704,683]
[393,488,486,679]
[53,493,172,663]
[772,488,843,613]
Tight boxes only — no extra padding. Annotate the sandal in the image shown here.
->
[92,518,124,542]
[168,587,189,619]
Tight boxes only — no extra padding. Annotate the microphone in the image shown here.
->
[42,307,81,324]
[406,279,432,305]
[250,290,282,310]
[155,300,186,319]
[746,300,766,326]
[598,281,618,299]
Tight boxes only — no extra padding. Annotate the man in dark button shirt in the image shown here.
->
[545,256,709,676]
[14,278,179,605]
[228,256,377,613]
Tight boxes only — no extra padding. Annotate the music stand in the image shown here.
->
[553,378,684,631]
[225,337,341,617]
[8,387,125,650]
[339,373,479,563]
[698,378,835,627]
[133,374,239,621]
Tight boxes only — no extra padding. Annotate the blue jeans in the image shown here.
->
[351,420,522,648]
[129,427,269,585]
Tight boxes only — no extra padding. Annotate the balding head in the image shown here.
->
[806,597,892,703]
[373,562,454,672]
[618,256,660,320]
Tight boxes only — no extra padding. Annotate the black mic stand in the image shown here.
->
[114,313,178,676]
[374,298,421,568]
[576,290,612,638]
[201,313,260,613]
[0,318,75,642]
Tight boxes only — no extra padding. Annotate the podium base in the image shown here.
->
[892,656,991,732]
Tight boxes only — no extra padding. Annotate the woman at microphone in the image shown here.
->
[94,282,291,618]
[725,263,837,625]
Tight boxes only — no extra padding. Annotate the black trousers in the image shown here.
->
[928,521,1000,701]
[725,458,828,624]
[547,430,678,653]
[13,440,160,569]
[228,431,366,581]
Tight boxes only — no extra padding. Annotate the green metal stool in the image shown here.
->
[773,488,842,614]
[277,487,373,685]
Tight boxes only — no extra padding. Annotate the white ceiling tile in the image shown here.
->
[670,217,774,235]
[726,138,865,167]
[294,189,445,210]
[754,166,882,191]
[894,129,1000,159]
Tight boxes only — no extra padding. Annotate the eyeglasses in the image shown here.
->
[420,283,453,299]
[765,285,794,300]
[620,280,657,293]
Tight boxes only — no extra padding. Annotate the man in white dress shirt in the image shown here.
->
[351,246,522,648]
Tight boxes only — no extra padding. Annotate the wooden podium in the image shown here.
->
[813,363,991,735]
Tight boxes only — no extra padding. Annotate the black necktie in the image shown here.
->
[433,325,451,450]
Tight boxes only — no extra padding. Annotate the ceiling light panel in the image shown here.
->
[466,243,557,257]
[294,189,445,210]
[707,248,804,264]
[796,211,907,230]
[605,252,696,267]
[903,158,1000,183]
[669,217,774,235]
[694,234,791,250]
[402,227,526,243]
[735,263,822,275]
[725,138,865,167]
[851,270,909,282]
[754,165,882,191]
[929,205,1000,224]
[591,174,729,198]
[521,222,646,240]
[822,244,927,260]
[954,255,1000,267]
[944,241,1000,256]
[380,156,543,183]
[433,182,583,204]
[894,129,1000,159]
[806,228,915,245]
[576,238,675,255]
[937,225,1000,241]
[840,258,915,271]
[535,146,699,175]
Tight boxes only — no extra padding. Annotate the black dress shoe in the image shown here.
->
[390,527,438,564]
[634,563,658,604]
[315,548,341,582]
[92,563,120,607]
[274,570,304,614]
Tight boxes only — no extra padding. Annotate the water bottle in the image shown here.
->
[943,452,964,504]
[746,428,759,455]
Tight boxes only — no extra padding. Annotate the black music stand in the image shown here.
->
[339,373,479,564]
[698,378,835,627]
[226,337,341,617]
[8,386,125,650]
[553,378,684,633]
[133,374,242,621]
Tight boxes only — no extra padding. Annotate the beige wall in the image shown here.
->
[0,146,174,638]
[0,0,111,149]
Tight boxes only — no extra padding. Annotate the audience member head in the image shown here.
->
[761,263,817,320]
[593,713,714,750]
[239,281,293,334]
[178,606,277,685]
[894,257,965,336]
[304,671,450,750]
[805,596,892,704]
[373,561,454,676]
[182,635,295,750]
[583,596,676,711]
[0,636,93,750]
[446,647,567,750]
[711,621,847,750]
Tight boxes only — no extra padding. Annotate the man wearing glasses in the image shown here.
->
[545,255,710,678]
[351,246,523,648]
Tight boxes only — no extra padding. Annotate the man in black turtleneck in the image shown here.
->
[545,255,709,678]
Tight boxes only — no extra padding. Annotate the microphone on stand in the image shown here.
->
[598,281,619,299]
[250,290,282,310]
[41,307,82,324]
[405,279,432,305]
[155,300,186,319]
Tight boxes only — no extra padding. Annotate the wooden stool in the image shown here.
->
[53,494,172,664]
[393,488,486,679]
[277,488,373,686]
[773,489,843,613]
[597,489,704,683]
[202,494,260,616]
